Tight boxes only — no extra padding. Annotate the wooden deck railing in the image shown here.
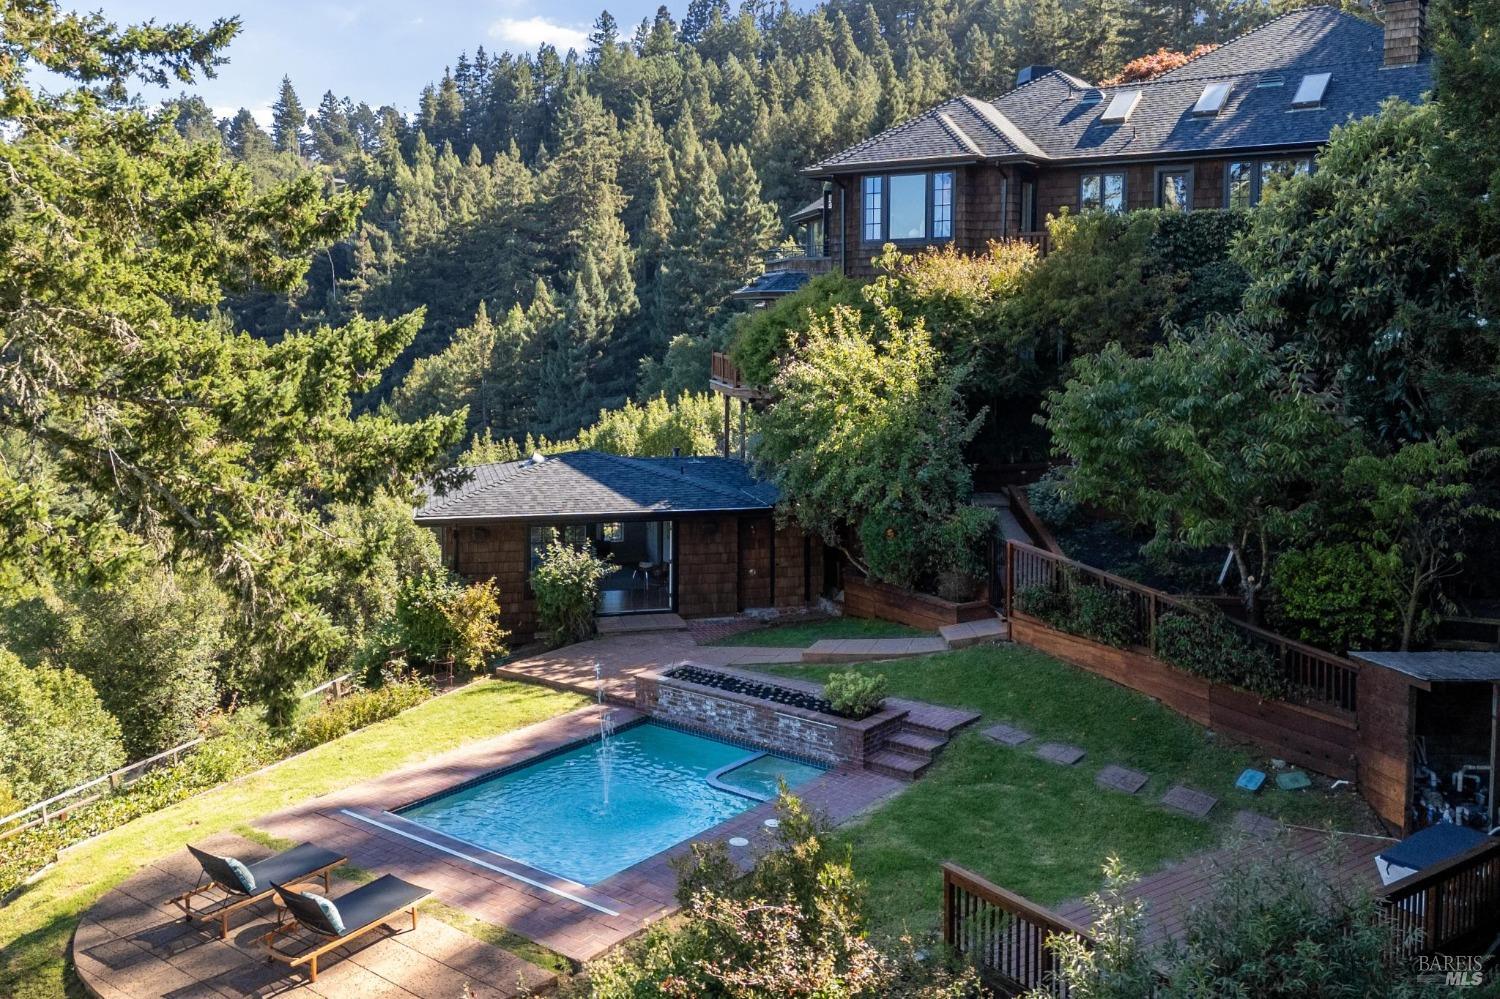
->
[1005,541,1360,715]
[943,862,1094,997]
[710,350,743,387]
[1378,837,1500,959]
[1015,230,1052,256]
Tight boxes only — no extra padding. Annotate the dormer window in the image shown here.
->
[1291,72,1331,108]
[1193,82,1232,116]
[1100,90,1142,123]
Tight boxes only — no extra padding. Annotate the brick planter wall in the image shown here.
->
[636,667,906,767]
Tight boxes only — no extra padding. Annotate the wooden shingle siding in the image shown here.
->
[677,516,741,617]
[447,523,537,640]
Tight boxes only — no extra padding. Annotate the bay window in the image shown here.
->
[860,170,956,243]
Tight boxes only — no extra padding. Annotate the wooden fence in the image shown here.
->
[1378,837,1500,960]
[1005,541,1360,716]
[0,673,355,840]
[942,862,1094,997]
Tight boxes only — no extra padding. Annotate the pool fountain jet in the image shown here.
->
[595,659,615,811]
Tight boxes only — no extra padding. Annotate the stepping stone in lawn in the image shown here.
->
[1095,764,1149,795]
[1035,742,1086,766]
[981,722,1033,747]
[1232,810,1281,837]
[1160,784,1218,819]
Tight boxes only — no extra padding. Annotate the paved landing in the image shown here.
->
[72,833,553,999]
[803,637,949,663]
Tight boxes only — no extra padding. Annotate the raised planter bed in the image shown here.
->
[843,571,993,631]
[637,664,906,766]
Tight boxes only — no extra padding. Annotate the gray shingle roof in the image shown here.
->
[1349,651,1500,683]
[414,450,776,523]
[806,6,1432,174]
[733,270,811,297]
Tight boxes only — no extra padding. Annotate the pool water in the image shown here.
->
[397,722,825,885]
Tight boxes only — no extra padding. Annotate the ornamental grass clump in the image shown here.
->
[825,670,888,719]
[531,530,614,646]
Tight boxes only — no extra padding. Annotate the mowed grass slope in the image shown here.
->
[0,679,587,999]
[768,645,1379,938]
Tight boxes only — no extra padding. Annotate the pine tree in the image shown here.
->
[308,90,355,164]
[226,108,273,160]
[271,76,307,156]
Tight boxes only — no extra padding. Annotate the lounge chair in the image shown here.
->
[263,875,432,982]
[172,842,346,939]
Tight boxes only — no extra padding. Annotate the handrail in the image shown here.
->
[943,861,1092,996]
[1377,837,1500,958]
[1004,540,1360,714]
[710,351,744,387]
[0,672,355,838]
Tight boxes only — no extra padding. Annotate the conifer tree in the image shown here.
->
[271,75,307,155]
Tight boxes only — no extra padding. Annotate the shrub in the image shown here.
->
[1154,610,1289,700]
[728,272,870,386]
[531,530,613,646]
[0,649,125,806]
[389,571,507,670]
[1013,579,1136,648]
[1271,543,1405,652]
[1028,468,1080,528]
[1069,585,1137,648]
[292,677,431,751]
[825,670,888,719]
[589,791,981,999]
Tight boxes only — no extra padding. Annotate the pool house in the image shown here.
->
[415,450,828,639]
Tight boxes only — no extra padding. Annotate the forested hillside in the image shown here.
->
[175,0,1305,441]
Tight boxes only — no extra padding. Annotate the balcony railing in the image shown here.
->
[1378,837,1500,960]
[709,351,772,401]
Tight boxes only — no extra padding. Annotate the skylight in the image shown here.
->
[1078,88,1103,106]
[1099,89,1142,124]
[1192,82,1232,116]
[1291,72,1331,108]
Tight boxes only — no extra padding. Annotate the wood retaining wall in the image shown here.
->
[1011,617,1359,781]
[843,572,994,631]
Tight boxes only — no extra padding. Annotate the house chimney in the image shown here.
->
[1015,65,1054,87]
[1384,0,1427,67]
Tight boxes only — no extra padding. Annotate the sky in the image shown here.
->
[72,0,669,126]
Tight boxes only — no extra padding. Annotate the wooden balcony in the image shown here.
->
[1014,230,1052,257]
[709,351,771,401]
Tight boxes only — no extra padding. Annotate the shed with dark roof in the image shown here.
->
[416,451,826,637]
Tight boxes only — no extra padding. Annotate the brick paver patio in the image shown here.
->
[72,832,555,999]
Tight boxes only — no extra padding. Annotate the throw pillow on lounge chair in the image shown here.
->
[303,891,346,934]
[223,857,256,893]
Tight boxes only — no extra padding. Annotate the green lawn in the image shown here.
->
[709,616,927,647]
[0,679,587,999]
[767,646,1378,938]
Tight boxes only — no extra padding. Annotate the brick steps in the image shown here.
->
[884,730,947,758]
[939,616,1010,649]
[865,749,931,780]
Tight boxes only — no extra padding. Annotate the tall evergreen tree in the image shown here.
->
[270,75,307,156]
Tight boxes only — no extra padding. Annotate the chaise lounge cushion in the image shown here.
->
[224,857,257,894]
[275,875,430,938]
[304,891,346,935]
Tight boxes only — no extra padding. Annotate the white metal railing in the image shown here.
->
[0,672,354,840]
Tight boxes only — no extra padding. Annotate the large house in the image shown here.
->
[785,3,1431,281]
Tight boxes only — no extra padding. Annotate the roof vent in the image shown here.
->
[1291,72,1331,108]
[528,452,546,465]
[1256,76,1285,88]
[1192,82,1232,116]
[1015,64,1054,86]
[1099,89,1142,124]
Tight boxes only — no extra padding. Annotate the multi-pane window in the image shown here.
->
[862,176,884,242]
[860,171,955,242]
[932,171,953,238]
[1080,172,1125,212]
[1157,170,1190,211]
[1226,161,1254,209]
[528,524,587,572]
[1225,157,1313,207]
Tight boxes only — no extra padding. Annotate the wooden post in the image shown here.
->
[1490,682,1498,831]
[738,400,747,460]
[722,394,731,458]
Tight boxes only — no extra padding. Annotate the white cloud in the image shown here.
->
[213,103,274,129]
[488,16,588,53]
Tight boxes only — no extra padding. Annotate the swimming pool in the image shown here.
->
[396,722,825,885]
